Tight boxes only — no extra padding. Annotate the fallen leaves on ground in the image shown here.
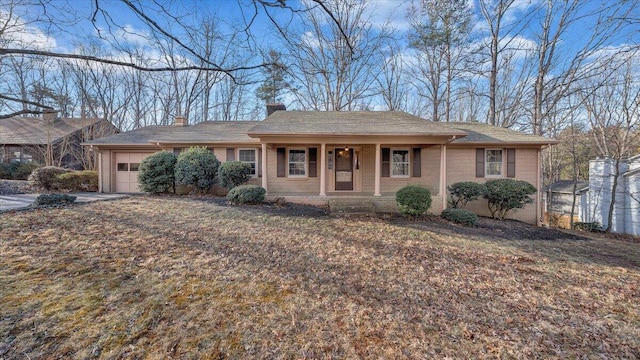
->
[1,197,639,359]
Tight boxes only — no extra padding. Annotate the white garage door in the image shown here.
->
[115,153,153,193]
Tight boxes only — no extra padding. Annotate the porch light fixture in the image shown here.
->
[344,146,349,151]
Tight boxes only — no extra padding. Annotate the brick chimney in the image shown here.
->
[43,110,57,122]
[175,115,188,126]
[266,103,286,116]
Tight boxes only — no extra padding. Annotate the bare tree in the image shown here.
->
[476,0,542,127]
[580,60,640,233]
[530,0,638,136]
[285,0,389,111]
[407,0,472,121]
[376,43,408,111]
[0,0,357,118]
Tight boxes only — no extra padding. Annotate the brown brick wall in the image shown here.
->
[446,147,539,224]
[265,146,320,194]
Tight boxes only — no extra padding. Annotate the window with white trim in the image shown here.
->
[391,149,410,177]
[485,149,503,177]
[288,149,307,176]
[238,148,257,177]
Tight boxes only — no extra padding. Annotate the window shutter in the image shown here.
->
[277,147,286,177]
[412,147,421,177]
[381,148,390,177]
[476,148,485,178]
[226,148,235,161]
[258,148,262,177]
[507,148,516,178]
[308,148,318,177]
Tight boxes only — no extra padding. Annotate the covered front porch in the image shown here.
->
[259,141,451,213]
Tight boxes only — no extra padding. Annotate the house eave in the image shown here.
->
[448,141,557,147]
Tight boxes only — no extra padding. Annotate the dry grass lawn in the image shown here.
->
[1,196,639,359]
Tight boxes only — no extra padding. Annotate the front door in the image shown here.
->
[335,148,353,190]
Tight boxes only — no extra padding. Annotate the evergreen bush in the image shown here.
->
[175,147,219,193]
[484,179,536,220]
[574,222,604,232]
[28,166,71,190]
[137,151,177,194]
[396,185,432,218]
[227,185,266,204]
[448,181,486,209]
[34,193,77,206]
[56,171,98,192]
[0,162,39,180]
[219,161,252,189]
[441,208,478,226]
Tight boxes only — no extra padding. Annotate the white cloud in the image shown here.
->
[0,10,57,50]
[365,0,412,31]
[301,31,321,49]
[114,24,152,47]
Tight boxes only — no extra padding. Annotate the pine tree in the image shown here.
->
[256,50,290,104]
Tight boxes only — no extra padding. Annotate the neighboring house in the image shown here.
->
[0,112,118,169]
[580,156,640,236]
[544,180,589,228]
[85,105,556,224]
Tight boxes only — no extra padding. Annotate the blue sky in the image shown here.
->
[6,0,638,66]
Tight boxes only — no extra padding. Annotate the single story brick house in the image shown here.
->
[86,106,556,224]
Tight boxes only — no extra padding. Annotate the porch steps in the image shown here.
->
[328,198,376,215]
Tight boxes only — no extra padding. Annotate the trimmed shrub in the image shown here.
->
[0,162,39,180]
[441,208,478,226]
[34,193,77,206]
[227,185,266,204]
[56,171,98,192]
[484,179,536,220]
[448,181,486,209]
[219,161,252,189]
[138,151,177,194]
[28,166,71,190]
[396,185,432,218]
[175,147,219,193]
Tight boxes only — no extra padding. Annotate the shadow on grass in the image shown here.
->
[389,215,640,270]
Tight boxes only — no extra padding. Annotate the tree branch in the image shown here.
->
[0,48,266,73]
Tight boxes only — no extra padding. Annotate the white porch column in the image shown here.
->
[440,144,447,211]
[261,143,268,192]
[320,143,327,196]
[374,143,382,196]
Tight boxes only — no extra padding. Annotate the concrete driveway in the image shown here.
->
[0,193,128,212]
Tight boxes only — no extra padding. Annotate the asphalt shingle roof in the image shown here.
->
[248,111,467,137]
[549,180,589,193]
[0,116,104,145]
[87,121,261,145]
[85,112,557,147]
[445,122,557,145]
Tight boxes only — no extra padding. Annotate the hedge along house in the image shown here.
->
[86,106,556,224]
